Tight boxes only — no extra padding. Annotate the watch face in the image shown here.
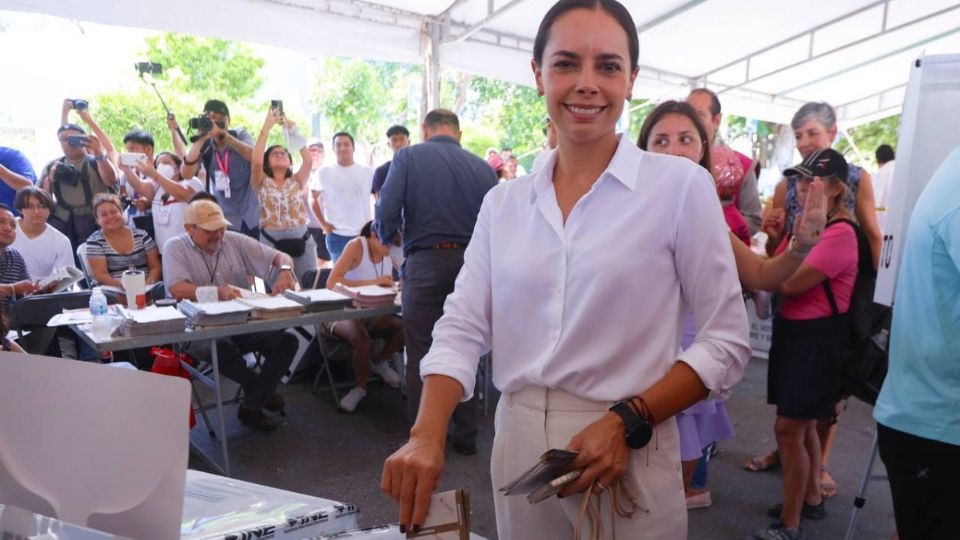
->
[626,422,653,449]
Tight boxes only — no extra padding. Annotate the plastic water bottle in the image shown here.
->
[89,287,113,361]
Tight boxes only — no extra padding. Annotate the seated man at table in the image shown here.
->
[162,199,299,432]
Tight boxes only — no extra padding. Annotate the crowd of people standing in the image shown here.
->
[1,1,951,539]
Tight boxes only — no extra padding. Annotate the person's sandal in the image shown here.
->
[820,468,838,499]
[744,450,781,472]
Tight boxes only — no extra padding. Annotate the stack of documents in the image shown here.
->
[117,305,186,337]
[178,300,251,328]
[331,284,397,308]
[284,288,353,312]
[237,296,305,319]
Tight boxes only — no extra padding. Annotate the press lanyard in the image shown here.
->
[202,250,222,283]
[213,149,230,177]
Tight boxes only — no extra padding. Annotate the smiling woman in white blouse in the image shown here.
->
[381,1,750,538]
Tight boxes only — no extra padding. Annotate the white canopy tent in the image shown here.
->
[3,0,960,126]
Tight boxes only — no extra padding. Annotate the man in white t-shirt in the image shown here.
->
[873,144,896,232]
[312,132,373,262]
[11,186,73,281]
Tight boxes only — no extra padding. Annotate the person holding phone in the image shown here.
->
[380,2,750,538]
[126,152,204,252]
[40,99,118,251]
[250,104,316,283]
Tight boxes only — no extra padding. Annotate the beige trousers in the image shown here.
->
[491,386,687,540]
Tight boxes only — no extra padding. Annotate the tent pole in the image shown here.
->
[421,21,442,119]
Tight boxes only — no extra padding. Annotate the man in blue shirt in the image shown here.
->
[874,147,960,540]
[375,109,496,455]
[0,147,36,215]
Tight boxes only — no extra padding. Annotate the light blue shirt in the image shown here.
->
[874,147,960,445]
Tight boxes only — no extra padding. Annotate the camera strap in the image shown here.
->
[52,156,96,218]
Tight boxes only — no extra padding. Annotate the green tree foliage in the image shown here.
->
[144,33,264,102]
[463,78,546,164]
[312,57,420,147]
[90,33,268,157]
[835,115,900,168]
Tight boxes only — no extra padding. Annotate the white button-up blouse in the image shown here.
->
[420,134,751,403]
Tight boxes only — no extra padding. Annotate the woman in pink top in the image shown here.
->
[755,148,859,540]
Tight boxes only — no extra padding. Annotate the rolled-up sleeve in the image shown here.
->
[674,167,751,397]
[418,194,494,401]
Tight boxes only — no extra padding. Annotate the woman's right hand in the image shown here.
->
[381,434,445,533]
[374,275,394,288]
[793,178,827,251]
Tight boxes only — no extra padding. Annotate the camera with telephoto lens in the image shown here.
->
[53,163,81,186]
[71,99,89,111]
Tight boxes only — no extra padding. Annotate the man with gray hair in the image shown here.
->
[375,109,497,455]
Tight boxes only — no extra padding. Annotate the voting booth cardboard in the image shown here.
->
[875,54,960,306]
[0,352,190,539]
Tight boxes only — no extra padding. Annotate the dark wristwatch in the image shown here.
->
[609,400,653,449]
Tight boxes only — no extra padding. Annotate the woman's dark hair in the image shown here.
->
[533,0,639,70]
[13,186,53,211]
[154,151,183,171]
[637,100,712,172]
[189,191,218,204]
[359,220,375,239]
[263,144,293,179]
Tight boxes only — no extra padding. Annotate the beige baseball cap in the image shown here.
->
[184,200,232,231]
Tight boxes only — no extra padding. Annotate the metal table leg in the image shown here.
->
[211,337,230,476]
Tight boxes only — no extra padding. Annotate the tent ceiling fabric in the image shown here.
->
[4,0,959,126]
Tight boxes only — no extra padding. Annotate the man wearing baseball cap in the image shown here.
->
[162,199,299,431]
[180,99,260,239]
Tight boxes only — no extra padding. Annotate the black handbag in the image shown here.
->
[261,230,309,258]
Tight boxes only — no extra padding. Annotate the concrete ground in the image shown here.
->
[189,355,895,539]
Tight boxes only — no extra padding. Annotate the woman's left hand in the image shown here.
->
[559,412,630,497]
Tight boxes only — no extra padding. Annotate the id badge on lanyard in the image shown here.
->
[213,150,231,198]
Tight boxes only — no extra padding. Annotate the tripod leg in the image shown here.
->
[844,431,881,540]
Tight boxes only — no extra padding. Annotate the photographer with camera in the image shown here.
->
[40,99,118,250]
[180,99,259,239]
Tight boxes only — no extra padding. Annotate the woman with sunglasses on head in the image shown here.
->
[638,100,826,512]
[381,2,751,538]
[251,106,315,284]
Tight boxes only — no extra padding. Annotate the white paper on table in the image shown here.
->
[286,289,351,303]
[237,296,304,311]
[0,352,190,540]
[180,300,252,315]
[116,306,187,323]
